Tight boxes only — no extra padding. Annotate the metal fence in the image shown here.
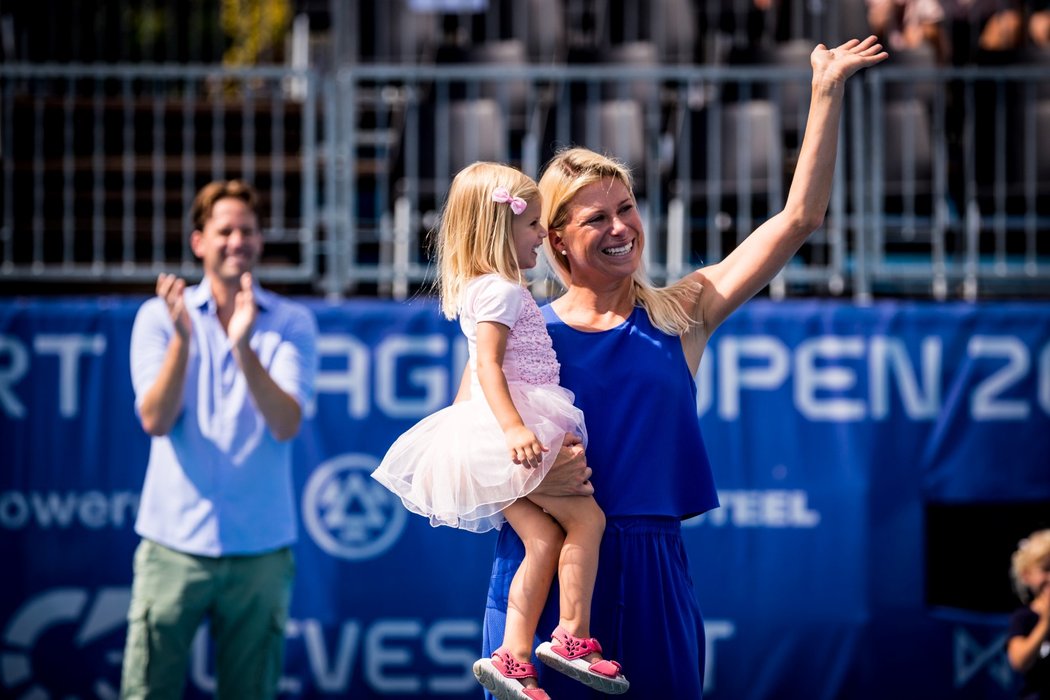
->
[0,64,319,286]
[2,60,1048,300]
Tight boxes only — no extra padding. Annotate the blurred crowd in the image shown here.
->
[712,0,1050,65]
[865,0,1050,63]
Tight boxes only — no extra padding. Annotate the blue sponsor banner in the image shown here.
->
[1,297,1047,698]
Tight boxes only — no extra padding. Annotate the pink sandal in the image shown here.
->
[472,648,551,700]
[535,626,630,694]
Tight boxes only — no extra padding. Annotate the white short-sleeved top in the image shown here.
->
[459,274,560,386]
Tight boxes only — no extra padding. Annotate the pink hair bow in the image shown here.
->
[492,187,528,215]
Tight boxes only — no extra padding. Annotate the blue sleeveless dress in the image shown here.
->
[483,304,719,699]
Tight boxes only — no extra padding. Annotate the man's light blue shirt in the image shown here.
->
[129,279,318,556]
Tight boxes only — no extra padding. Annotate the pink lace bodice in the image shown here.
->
[502,285,561,386]
[460,275,561,387]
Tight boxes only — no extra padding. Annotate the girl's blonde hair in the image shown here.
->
[433,162,540,319]
[538,147,700,336]
[1011,529,1050,603]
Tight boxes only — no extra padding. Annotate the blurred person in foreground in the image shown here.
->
[1008,529,1050,700]
[120,180,318,699]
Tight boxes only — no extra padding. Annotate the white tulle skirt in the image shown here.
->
[372,382,587,533]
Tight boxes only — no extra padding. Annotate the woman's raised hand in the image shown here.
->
[810,35,888,89]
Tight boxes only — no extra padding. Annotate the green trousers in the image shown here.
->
[120,539,295,700]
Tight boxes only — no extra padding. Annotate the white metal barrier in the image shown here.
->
[0,64,320,287]
[2,61,1048,300]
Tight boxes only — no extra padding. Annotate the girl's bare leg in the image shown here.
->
[498,498,565,686]
[527,492,606,662]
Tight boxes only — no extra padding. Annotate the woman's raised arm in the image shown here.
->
[691,36,887,334]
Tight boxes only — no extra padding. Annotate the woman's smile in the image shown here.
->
[602,240,634,257]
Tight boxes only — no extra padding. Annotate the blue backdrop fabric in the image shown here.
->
[1,297,1046,699]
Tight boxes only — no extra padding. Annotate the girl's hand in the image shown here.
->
[811,35,888,91]
[505,426,548,469]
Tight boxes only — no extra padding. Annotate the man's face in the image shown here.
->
[190,197,262,283]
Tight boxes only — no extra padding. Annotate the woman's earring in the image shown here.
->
[560,249,568,256]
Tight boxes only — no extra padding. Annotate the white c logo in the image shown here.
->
[1,587,128,698]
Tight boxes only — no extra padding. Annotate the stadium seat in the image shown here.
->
[881,98,934,199]
[719,99,777,194]
[597,99,646,178]
[467,39,530,125]
[449,99,508,172]
[600,41,661,105]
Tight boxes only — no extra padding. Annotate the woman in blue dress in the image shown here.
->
[477,36,888,698]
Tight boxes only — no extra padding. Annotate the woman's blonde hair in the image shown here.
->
[433,162,540,319]
[538,147,699,336]
[1011,529,1050,603]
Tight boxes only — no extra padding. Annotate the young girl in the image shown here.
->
[371,162,629,699]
